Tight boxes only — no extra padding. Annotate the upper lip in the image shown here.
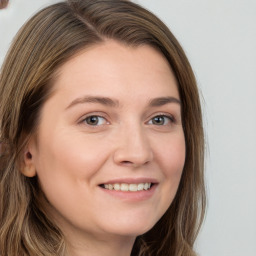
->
[99,177,158,185]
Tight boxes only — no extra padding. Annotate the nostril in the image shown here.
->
[122,161,132,164]
[120,160,134,166]
[120,160,150,168]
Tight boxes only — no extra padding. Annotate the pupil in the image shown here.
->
[87,116,98,125]
[153,116,164,125]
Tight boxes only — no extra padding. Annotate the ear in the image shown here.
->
[20,141,37,178]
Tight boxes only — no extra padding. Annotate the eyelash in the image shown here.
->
[147,114,175,126]
[80,115,109,126]
[80,113,175,127]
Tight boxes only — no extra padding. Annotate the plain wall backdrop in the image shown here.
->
[1,1,256,255]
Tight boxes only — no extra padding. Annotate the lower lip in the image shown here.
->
[99,184,157,202]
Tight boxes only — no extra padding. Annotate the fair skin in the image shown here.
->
[24,40,186,256]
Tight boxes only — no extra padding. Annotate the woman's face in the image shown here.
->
[27,40,185,242]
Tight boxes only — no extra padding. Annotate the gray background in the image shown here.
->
[1,1,256,255]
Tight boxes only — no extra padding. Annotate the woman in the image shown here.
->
[0,0,206,255]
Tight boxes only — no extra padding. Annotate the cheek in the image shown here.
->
[34,130,111,187]
[33,132,109,221]
[146,132,185,223]
[157,133,186,177]
[155,132,186,204]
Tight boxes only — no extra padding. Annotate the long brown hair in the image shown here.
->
[0,0,9,9]
[0,1,206,255]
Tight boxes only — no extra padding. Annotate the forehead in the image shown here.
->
[51,40,179,102]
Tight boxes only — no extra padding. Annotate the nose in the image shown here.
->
[113,124,153,167]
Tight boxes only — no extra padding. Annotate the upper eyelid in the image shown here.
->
[79,115,110,128]
[77,111,178,124]
[147,115,175,124]
[78,112,109,122]
[147,112,176,121]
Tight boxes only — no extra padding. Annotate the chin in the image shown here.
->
[101,218,157,237]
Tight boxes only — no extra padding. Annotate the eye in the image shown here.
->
[82,115,108,126]
[148,115,174,126]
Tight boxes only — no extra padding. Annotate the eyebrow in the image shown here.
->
[148,96,181,107]
[66,96,119,109]
[66,95,180,110]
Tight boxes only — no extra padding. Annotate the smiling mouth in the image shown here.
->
[99,183,153,192]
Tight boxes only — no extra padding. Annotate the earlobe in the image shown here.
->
[20,151,37,177]
[21,164,36,177]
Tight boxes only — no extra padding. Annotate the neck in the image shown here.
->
[65,232,135,256]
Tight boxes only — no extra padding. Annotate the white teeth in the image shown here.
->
[114,183,120,190]
[129,184,137,192]
[144,183,149,190]
[121,183,129,191]
[102,183,152,192]
[137,183,144,191]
